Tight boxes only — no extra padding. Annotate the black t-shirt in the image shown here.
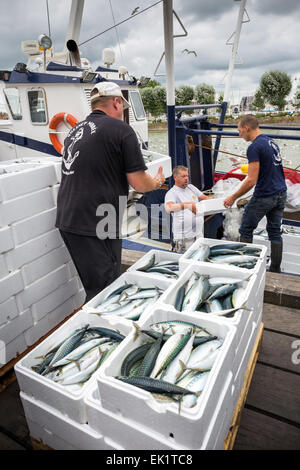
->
[55,110,147,237]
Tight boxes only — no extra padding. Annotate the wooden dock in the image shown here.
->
[0,262,299,450]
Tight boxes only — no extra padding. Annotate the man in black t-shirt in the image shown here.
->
[56,81,165,302]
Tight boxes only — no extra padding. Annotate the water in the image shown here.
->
[148,128,300,174]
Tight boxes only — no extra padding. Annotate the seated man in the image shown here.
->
[164,165,210,253]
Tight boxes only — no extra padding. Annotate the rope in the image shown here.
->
[192,141,300,175]
[108,0,124,63]
[79,0,163,47]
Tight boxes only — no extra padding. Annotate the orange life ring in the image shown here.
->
[49,113,78,154]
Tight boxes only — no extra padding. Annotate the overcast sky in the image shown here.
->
[1,0,299,104]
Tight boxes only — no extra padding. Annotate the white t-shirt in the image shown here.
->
[165,184,204,240]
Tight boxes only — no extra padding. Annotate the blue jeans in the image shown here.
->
[239,190,287,242]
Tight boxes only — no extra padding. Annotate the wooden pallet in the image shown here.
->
[224,322,264,450]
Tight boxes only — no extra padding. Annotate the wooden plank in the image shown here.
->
[121,248,145,272]
[259,330,300,373]
[246,363,300,424]
[264,272,300,309]
[262,303,300,335]
[31,437,52,451]
[234,408,300,450]
[224,322,264,450]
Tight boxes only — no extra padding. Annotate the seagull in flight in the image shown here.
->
[182,49,197,57]
[131,7,140,15]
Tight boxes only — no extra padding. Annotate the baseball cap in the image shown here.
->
[90,82,131,109]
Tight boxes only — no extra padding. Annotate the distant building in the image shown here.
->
[239,96,254,112]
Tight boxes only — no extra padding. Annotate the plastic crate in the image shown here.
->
[96,306,237,449]
[14,309,132,423]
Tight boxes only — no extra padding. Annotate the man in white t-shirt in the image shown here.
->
[165,165,210,253]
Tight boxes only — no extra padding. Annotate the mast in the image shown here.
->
[163,0,176,166]
[223,0,247,103]
[63,0,85,52]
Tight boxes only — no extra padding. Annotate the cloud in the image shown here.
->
[0,0,299,104]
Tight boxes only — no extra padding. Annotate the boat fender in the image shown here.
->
[49,113,78,154]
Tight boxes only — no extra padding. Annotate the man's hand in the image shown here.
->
[224,195,236,208]
[154,166,165,188]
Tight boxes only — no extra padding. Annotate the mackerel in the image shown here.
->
[138,332,165,377]
[136,254,155,272]
[180,371,210,408]
[48,325,89,368]
[121,343,153,376]
[186,339,223,370]
[161,333,196,384]
[150,320,211,337]
[116,376,197,396]
[206,283,238,302]
[150,329,192,378]
[182,275,210,311]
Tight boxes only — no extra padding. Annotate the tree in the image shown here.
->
[293,83,300,110]
[252,89,265,111]
[259,70,292,111]
[194,83,215,105]
[153,86,167,116]
[140,87,157,115]
[140,79,161,88]
[140,86,167,117]
[175,85,194,106]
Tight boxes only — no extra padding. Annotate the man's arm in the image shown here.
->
[223,161,260,208]
[126,166,165,192]
[165,201,197,215]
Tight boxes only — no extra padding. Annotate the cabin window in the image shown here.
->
[3,87,22,120]
[28,89,48,124]
[129,90,146,120]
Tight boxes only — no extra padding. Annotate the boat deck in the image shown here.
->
[0,266,299,450]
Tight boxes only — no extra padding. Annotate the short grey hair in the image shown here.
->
[173,165,188,176]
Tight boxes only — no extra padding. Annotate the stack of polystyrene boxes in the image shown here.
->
[0,159,85,368]
[16,240,266,450]
[179,238,266,403]
[253,228,300,275]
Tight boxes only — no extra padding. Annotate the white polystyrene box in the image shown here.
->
[96,306,237,449]
[232,320,262,407]
[15,308,132,424]
[21,245,70,286]
[0,332,27,367]
[0,187,55,227]
[17,264,70,311]
[0,162,57,201]
[200,370,234,450]
[0,226,14,255]
[0,270,24,304]
[31,277,78,323]
[159,262,258,337]
[127,249,181,282]
[18,157,62,184]
[142,149,172,179]
[20,392,121,450]
[0,254,9,279]
[196,198,237,215]
[0,308,33,345]
[0,297,19,326]
[11,207,57,246]
[23,296,76,347]
[5,228,63,272]
[82,271,172,324]
[180,237,267,276]
[85,384,187,450]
